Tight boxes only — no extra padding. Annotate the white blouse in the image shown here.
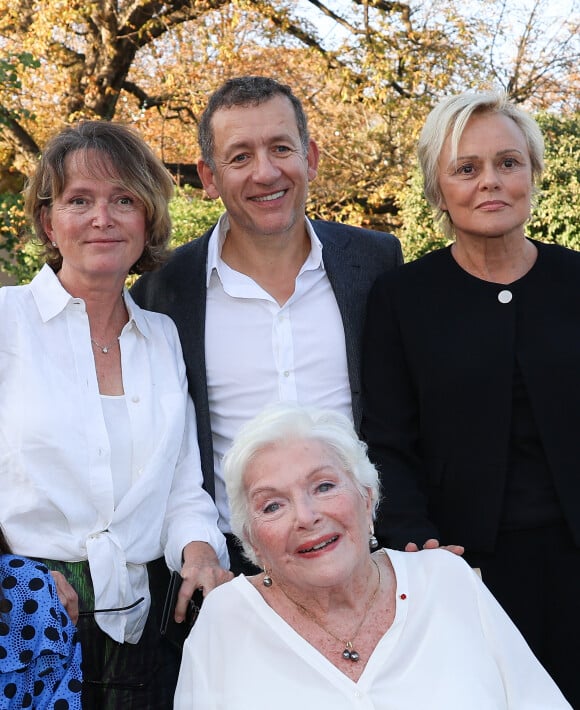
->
[0,265,228,643]
[175,549,571,709]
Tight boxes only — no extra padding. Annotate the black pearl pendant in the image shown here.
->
[342,647,360,662]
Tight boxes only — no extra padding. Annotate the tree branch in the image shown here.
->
[0,107,41,159]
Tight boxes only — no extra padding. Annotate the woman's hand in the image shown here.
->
[50,570,79,624]
[174,541,233,623]
[405,538,465,556]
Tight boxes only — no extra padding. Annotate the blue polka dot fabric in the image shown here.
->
[0,555,82,709]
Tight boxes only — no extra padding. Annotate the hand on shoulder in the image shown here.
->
[404,538,465,556]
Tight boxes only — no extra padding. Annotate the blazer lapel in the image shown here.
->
[314,221,364,427]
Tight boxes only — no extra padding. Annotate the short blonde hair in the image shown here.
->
[418,90,544,237]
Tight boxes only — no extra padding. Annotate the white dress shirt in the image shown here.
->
[0,264,228,643]
[205,215,352,531]
[175,549,571,709]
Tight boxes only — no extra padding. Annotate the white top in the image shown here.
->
[100,395,132,506]
[175,549,571,710]
[205,215,352,531]
[0,265,228,643]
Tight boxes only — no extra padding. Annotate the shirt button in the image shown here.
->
[132,395,140,403]
[283,371,290,377]
[498,289,512,304]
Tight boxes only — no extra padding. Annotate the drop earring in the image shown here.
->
[51,241,58,248]
[369,530,379,551]
[262,569,273,588]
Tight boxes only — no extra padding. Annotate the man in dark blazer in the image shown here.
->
[132,77,402,574]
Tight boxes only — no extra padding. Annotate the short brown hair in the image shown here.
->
[24,121,174,274]
[198,76,310,170]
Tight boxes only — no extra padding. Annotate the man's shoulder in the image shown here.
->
[312,218,397,243]
[311,219,402,265]
[161,228,212,273]
[131,227,213,306]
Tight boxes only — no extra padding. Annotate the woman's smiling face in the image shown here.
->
[245,437,373,591]
[41,150,147,286]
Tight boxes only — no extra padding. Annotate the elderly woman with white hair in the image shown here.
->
[362,90,580,707]
[174,402,570,709]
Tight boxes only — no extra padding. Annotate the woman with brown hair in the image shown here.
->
[0,121,231,708]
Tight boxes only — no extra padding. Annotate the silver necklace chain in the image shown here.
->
[90,335,119,354]
[275,556,381,662]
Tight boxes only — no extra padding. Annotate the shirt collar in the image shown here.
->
[123,289,150,339]
[206,214,324,287]
[30,263,148,338]
[30,264,76,322]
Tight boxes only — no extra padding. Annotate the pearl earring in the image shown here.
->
[369,532,379,551]
[263,570,273,588]
[51,241,58,248]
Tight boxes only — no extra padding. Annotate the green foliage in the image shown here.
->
[168,187,224,248]
[0,52,39,126]
[0,192,43,284]
[396,165,449,262]
[528,112,580,249]
[396,111,580,262]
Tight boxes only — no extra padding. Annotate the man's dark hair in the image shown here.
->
[198,76,310,169]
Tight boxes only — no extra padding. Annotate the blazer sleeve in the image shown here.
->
[361,272,440,548]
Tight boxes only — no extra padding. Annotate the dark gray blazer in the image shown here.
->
[132,219,402,499]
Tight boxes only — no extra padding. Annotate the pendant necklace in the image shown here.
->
[276,556,381,662]
[90,335,119,354]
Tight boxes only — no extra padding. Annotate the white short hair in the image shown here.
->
[223,402,381,567]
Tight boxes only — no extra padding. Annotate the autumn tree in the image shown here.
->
[0,0,240,175]
[0,0,578,284]
[486,0,580,111]
[123,0,494,230]
[2,0,577,184]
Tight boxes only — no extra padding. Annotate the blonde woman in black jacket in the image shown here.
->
[362,90,580,707]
